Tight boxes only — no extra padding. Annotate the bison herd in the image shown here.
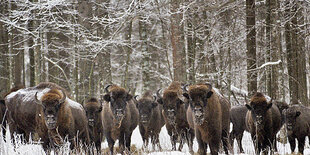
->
[0,81,309,155]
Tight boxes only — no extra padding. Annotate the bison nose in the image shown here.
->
[194,107,203,117]
[116,109,124,117]
[88,119,95,126]
[287,123,293,130]
[256,115,263,124]
[167,109,175,117]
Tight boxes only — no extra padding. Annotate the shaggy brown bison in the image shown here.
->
[5,82,90,151]
[185,83,230,155]
[284,104,310,154]
[102,84,139,154]
[245,92,281,154]
[134,91,165,151]
[83,97,104,153]
[157,81,194,153]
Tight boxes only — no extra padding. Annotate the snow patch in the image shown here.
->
[67,98,83,110]
[5,88,51,103]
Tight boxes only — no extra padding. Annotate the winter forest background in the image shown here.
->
[0,0,309,106]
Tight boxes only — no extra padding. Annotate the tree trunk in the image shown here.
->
[246,0,257,96]
[296,1,308,105]
[171,0,185,82]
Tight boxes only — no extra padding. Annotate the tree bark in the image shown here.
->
[170,0,185,82]
[246,0,257,96]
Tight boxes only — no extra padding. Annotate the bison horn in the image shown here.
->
[153,95,157,102]
[59,90,66,103]
[182,84,189,92]
[134,95,139,101]
[156,89,162,98]
[105,84,112,93]
[204,83,212,92]
[34,92,42,105]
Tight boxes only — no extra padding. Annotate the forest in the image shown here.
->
[0,0,310,155]
[0,0,309,105]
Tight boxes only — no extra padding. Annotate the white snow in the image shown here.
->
[2,116,310,155]
[5,88,51,102]
[67,98,83,110]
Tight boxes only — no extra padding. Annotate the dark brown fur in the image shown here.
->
[102,84,139,154]
[245,92,281,154]
[135,91,165,151]
[83,97,104,153]
[5,82,90,151]
[157,81,194,153]
[229,105,248,153]
[186,83,230,155]
[284,104,310,154]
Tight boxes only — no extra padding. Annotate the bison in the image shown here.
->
[83,97,104,153]
[284,104,310,154]
[229,100,288,153]
[184,83,230,155]
[156,81,194,153]
[229,105,248,153]
[102,84,139,154]
[134,91,165,151]
[245,92,282,154]
[5,82,90,151]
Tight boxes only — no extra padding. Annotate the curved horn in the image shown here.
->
[34,92,42,105]
[156,89,162,98]
[182,84,189,92]
[153,95,157,102]
[105,84,112,93]
[204,83,212,92]
[59,90,66,103]
[134,95,139,101]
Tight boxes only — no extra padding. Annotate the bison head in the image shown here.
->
[157,88,185,125]
[245,92,272,128]
[185,83,213,125]
[284,107,301,131]
[103,84,132,128]
[135,94,158,126]
[83,98,102,127]
[35,89,66,130]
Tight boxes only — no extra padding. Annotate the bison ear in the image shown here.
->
[183,93,189,100]
[157,98,163,105]
[0,100,4,105]
[267,103,273,109]
[245,104,252,111]
[296,111,301,118]
[98,106,103,113]
[126,94,133,101]
[103,94,111,102]
[206,91,213,98]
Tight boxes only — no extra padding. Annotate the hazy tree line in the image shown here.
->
[0,0,309,105]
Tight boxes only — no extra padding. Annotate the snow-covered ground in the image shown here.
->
[1,124,310,155]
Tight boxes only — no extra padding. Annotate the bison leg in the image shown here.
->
[186,129,194,154]
[196,130,206,155]
[106,132,115,155]
[125,132,132,152]
[170,134,177,151]
[288,136,296,153]
[178,132,185,151]
[229,131,235,150]
[297,136,305,154]
[221,130,230,154]
[236,132,244,153]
